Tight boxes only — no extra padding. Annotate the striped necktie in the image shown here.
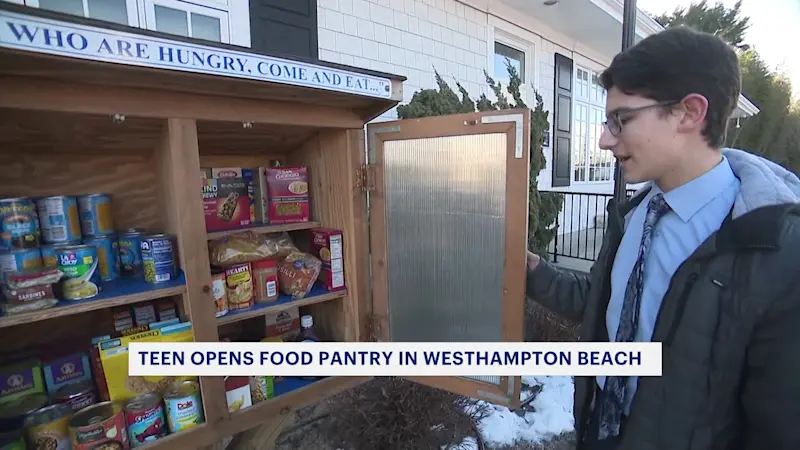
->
[598,193,671,440]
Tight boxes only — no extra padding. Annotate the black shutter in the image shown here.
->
[249,0,318,59]
[552,53,573,187]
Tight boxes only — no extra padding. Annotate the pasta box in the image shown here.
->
[0,358,45,403]
[202,176,252,232]
[262,166,310,224]
[309,227,346,291]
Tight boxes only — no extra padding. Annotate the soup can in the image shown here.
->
[163,381,204,433]
[56,244,102,300]
[141,234,177,284]
[77,194,114,238]
[124,393,166,447]
[69,401,129,450]
[23,402,72,450]
[117,230,147,277]
[0,197,40,252]
[84,233,120,282]
[36,195,82,245]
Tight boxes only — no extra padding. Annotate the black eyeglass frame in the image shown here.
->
[603,100,681,136]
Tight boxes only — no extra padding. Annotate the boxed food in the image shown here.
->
[112,306,134,332]
[42,351,92,395]
[309,228,346,291]
[0,359,45,403]
[210,167,261,223]
[202,177,252,232]
[98,321,196,402]
[155,298,178,322]
[263,166,310,224]
[133,302,158,327]
[264,308,300,339]
[225,376,253,412]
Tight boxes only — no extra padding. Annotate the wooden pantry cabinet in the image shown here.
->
[0,3,530,449]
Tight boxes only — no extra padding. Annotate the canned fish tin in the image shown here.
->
[77,194,114,238]
[0,248,42,282]
[141,234,177,284]
[0,198,40,251]
[84,234,120,282]
[124,393,166,447]
[36,196,82,245]
[54,380,98,413]
[69,401,128,450]
[23,403,71,450]
[163,381,204,433]
[41,243,78,269]
[56,244,102,301]
[117,231,145,277]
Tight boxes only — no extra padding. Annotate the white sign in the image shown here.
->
[0,10,393,99]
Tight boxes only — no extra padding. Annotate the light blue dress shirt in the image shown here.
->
[596,156,740,415]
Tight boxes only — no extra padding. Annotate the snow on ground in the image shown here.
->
[476,376,575,447]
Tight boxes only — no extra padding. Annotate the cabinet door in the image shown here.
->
[366,109,530,408]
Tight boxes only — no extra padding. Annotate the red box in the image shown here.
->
[265,166,310,224]
[309,227,345,291]
[203,177,252,231]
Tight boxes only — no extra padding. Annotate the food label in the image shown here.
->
[202,177,252,231]
[77,194,114,237]
[212,275,228,317]
[265,167,310,224]
[126,404,167,447]
[165,393,203,433]
[133,303,158,327]
[0,198,40,251]
[118,234,144,277]
[141,237,175,283]
[57,247,101,300]
[310,228,346,291]
[43,353,92,395]
[225,264,253,310]
[225,376,252,412]
[28,415,71,450]
[70,409,128,450]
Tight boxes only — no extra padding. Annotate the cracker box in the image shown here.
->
[263,166,310,224]
[202,176,252,232]
[264,307,300,339]
[309,227,346,291]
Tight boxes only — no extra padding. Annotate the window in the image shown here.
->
[28,0,139,26]
[572,66,613,183]
[145,0,229,43]
[493,41,525,83]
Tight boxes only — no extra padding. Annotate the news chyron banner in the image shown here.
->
[128,342,663,377]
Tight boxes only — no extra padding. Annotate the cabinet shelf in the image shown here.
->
[206,221,321,240]
[217,286,347,326]
[0,271,187,329]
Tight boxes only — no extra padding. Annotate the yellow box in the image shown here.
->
[98,321,197,403]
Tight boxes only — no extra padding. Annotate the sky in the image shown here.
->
[637,0,800,100]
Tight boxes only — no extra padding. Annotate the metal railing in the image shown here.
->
[543,189,636,262]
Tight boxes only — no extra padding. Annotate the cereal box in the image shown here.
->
[98,322,196,403]
[264,166,310,224]
[309,228,346,291]
[202,177,252,232]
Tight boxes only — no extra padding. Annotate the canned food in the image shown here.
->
[83,234,120,282]
[117,231,145,277]
[211,268,228,317]
[0,248,42,282]
[40,243,79,269]
[163,381,204,433]
[140,234,177,284]
[0,393,48,433]
[124,393,166,447]
[54,380,98,413]
[77,194,114,238]
[56,244,102,301]
[69,401,128,450]
[36,196,82,245]
[0,429,25,450]
[23,403,71,450]
[0,197,40,251]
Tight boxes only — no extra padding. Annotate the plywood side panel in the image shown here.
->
[289,129,363,343]
[0,152,162,231]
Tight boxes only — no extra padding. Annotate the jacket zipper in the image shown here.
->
[664,272,700,345]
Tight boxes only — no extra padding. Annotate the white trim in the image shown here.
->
[144,0,230,43]
[25,0,140,27]
[227,0,249,48]
[487,15,541,91]
[571,64,613,185]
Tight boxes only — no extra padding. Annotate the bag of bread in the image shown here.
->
[277,252,322,299]
[209,231,297,266]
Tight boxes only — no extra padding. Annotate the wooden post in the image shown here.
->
[155,118,228,425]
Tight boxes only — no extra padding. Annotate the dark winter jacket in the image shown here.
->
[526,148,800,450]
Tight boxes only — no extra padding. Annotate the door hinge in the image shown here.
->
[356,164,376,192]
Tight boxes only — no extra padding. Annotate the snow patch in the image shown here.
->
[476,376,575,447]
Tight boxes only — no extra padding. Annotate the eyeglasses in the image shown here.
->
[603,100,680,136]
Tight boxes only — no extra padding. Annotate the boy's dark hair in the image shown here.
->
[600,26,741,148]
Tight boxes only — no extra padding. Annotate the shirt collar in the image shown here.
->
[652,156,737,223]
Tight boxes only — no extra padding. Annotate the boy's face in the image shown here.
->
[599,87,686,185]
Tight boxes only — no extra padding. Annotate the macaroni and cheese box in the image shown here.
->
[98,321,196,403]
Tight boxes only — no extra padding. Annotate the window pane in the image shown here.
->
[39,0,83,16]
[88,0,129,25]
[191,13,221,42]
[494,42,525,82]
[155,5,189,37]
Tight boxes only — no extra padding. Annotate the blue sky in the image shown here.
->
[637,0,800,100]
